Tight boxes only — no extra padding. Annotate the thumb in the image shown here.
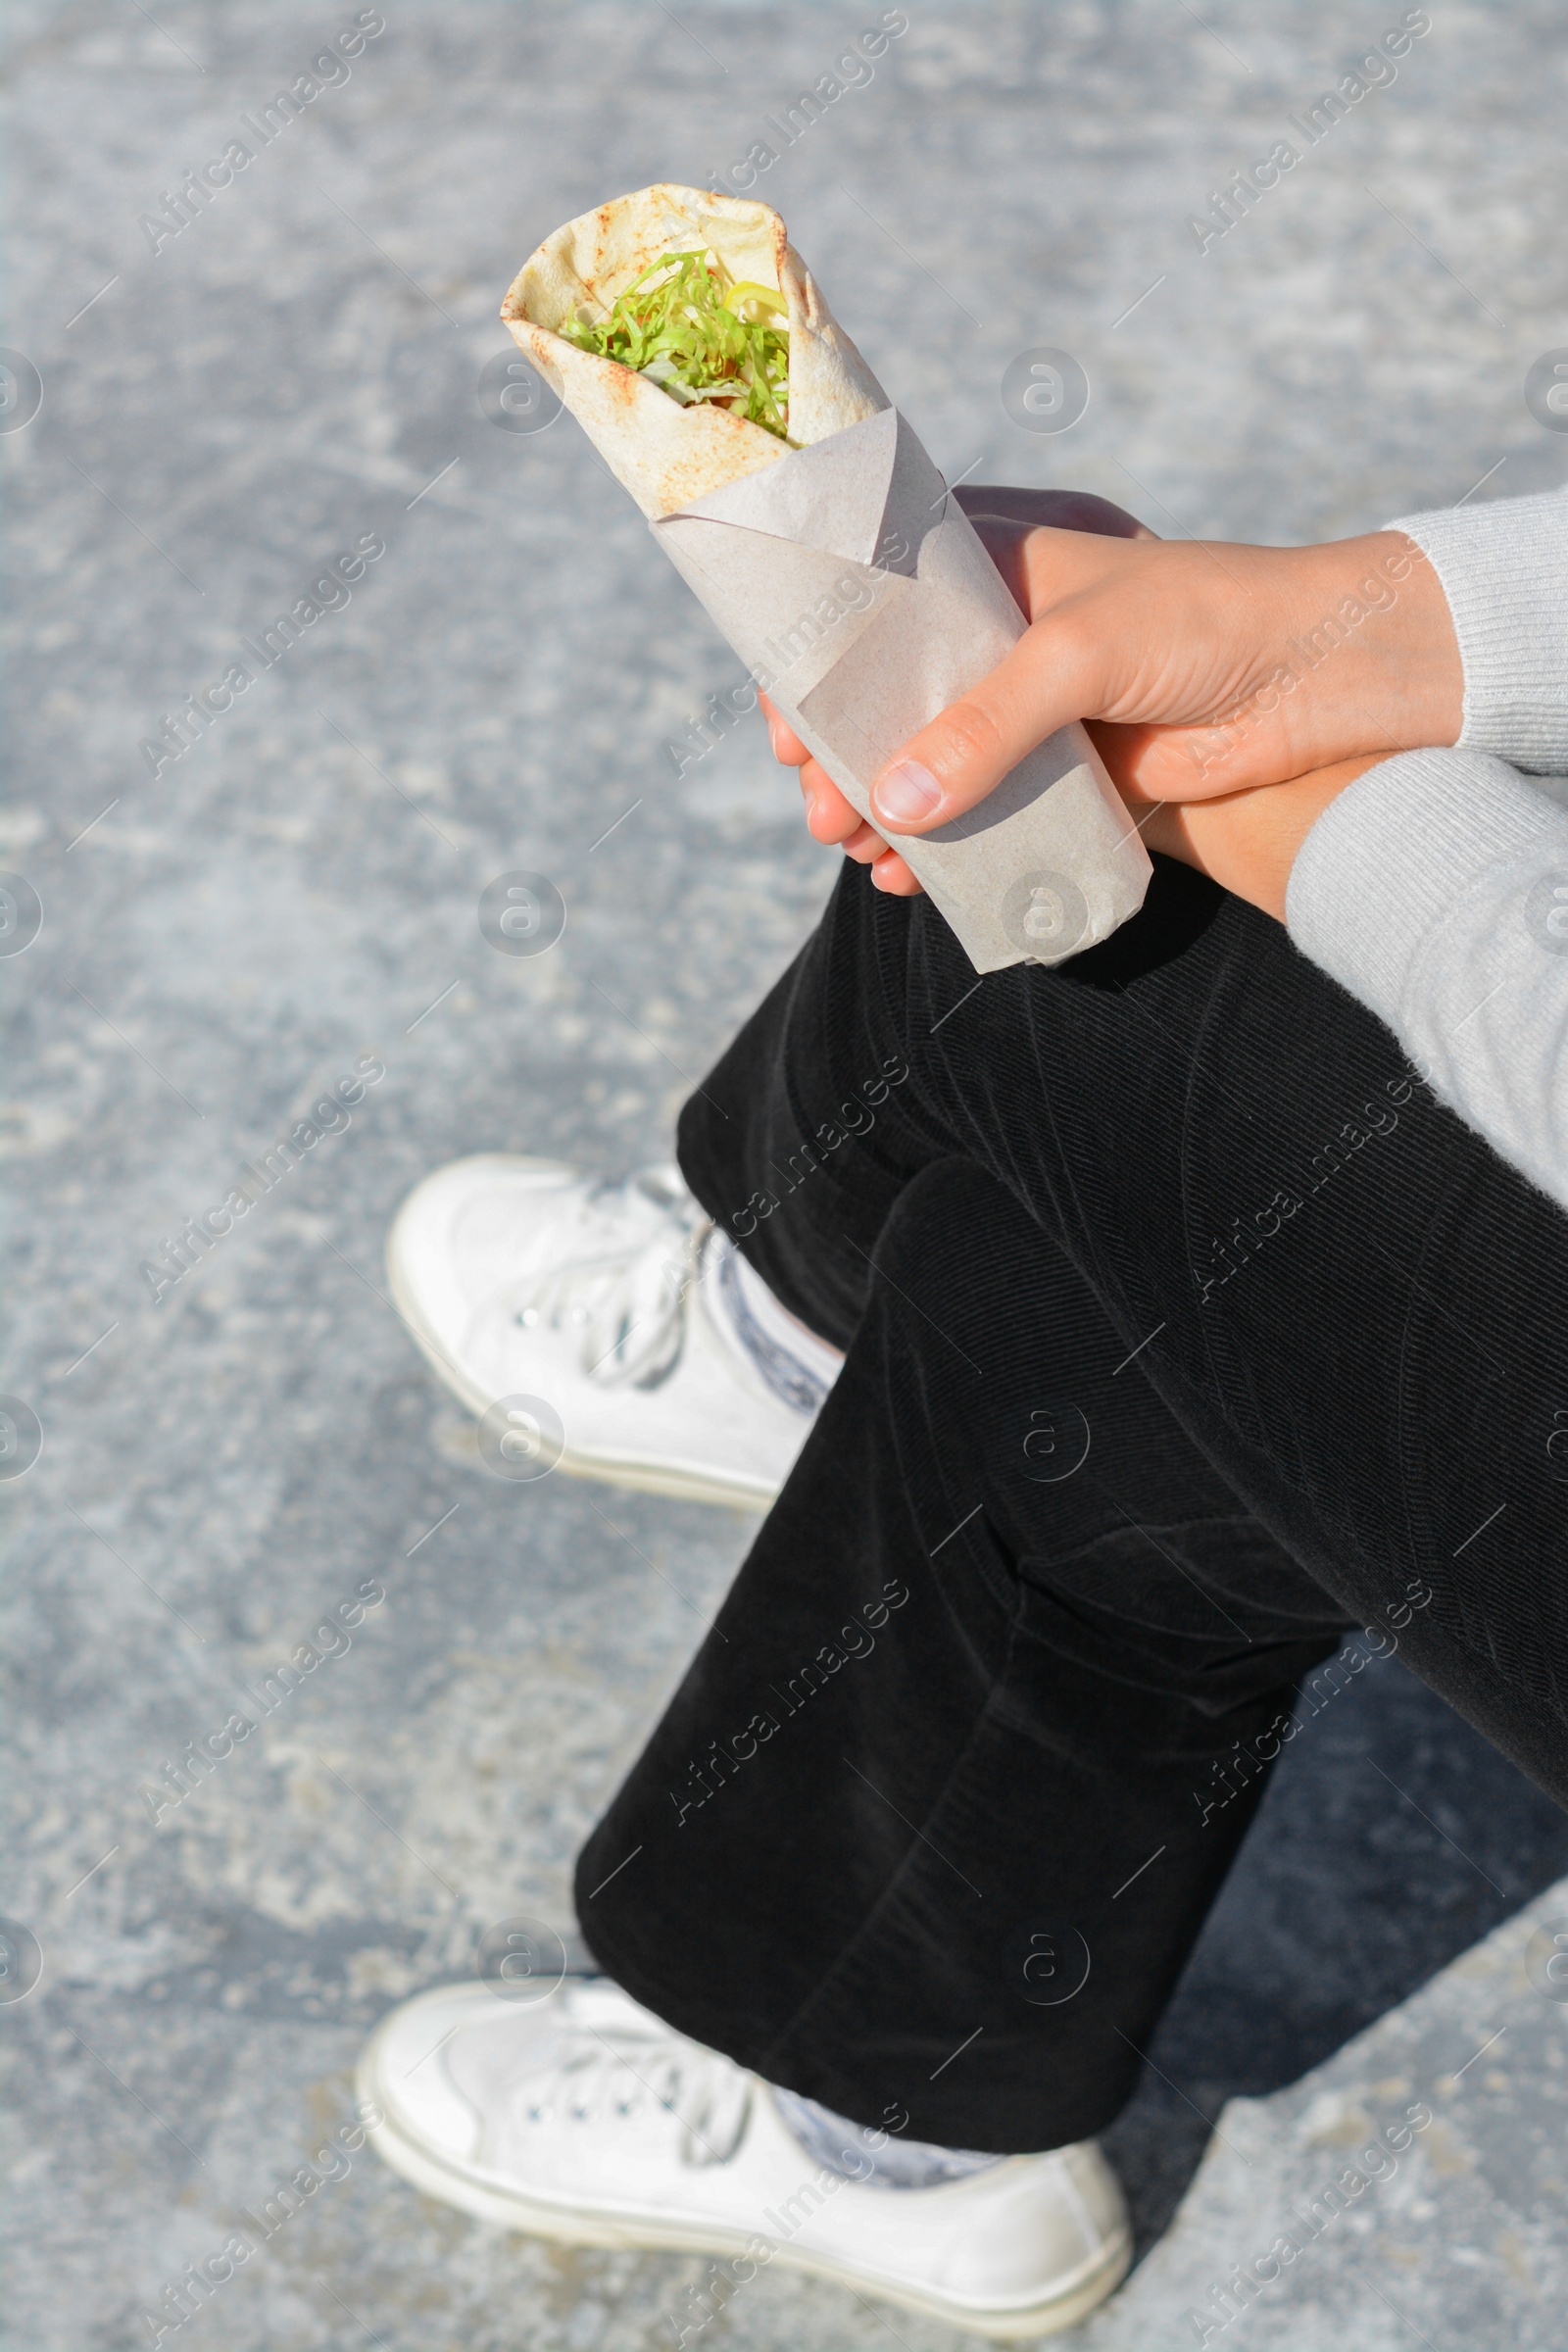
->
[868,615,1104,835]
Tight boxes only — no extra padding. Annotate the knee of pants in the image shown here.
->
[869,1157,1081,1413]
[864,1156,1054,1494]
[872,1157,1044,1317]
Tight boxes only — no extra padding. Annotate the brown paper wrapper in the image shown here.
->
[654,407,1151,972]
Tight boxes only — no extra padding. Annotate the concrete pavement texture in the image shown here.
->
[3,1,1567,2345]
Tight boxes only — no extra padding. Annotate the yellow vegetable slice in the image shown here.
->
[723,280,788,319]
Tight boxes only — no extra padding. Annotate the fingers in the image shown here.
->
[965,514,1035,620]
[761,674,929,892]
[1092,710,1390,808]
[1083,714,1204,807]
[953,483,1155,541]
[773,488,1167,849]
[795,754,923,894]
[852,492,1163,837]
[799,759,861,843]
[759,691,809,766]
[868,617,1105,835]
[867,846,922,894]
[864,517,1184,835]
[961,494,1162,626]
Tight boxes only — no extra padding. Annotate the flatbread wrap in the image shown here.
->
[501,182,890,517]
[501,186,1151,972]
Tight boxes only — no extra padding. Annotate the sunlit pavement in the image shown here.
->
[3,4,1566,2344]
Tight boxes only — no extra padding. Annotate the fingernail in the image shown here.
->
[874,760,942,825]
[804,790,817,825]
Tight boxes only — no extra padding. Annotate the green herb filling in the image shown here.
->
[560,248,790,440]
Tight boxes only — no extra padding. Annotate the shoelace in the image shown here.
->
[510,1170,829,1412]
[513,1173,708,1391]
[515,2034,753,2167]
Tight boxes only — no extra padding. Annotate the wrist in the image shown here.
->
[1130,756,1382,925]
[1126,531,1461,806]
[1272,531,1462,768]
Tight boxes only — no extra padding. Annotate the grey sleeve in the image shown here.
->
[1286,748,1568,1210]
[1386,486,1568,773]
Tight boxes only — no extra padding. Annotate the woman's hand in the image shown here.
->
[764,683,1381,924]
[761,480,1458,919]
[861,492,1459,832]
[761,486,1158,899]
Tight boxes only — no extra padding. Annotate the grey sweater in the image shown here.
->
[1286,485,1568,1208]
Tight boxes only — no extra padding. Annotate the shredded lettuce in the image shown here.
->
[559,248,790,440]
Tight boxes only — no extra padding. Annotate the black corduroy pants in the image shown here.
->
[574,855,1568,2152]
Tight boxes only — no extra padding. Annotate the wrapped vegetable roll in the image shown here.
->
[502,185,1150,971]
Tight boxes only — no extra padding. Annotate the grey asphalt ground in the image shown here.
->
[3,3,1567,2346]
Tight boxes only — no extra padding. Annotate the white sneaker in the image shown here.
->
[356,1978,1132,2340]
[385,1155,842,1509]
